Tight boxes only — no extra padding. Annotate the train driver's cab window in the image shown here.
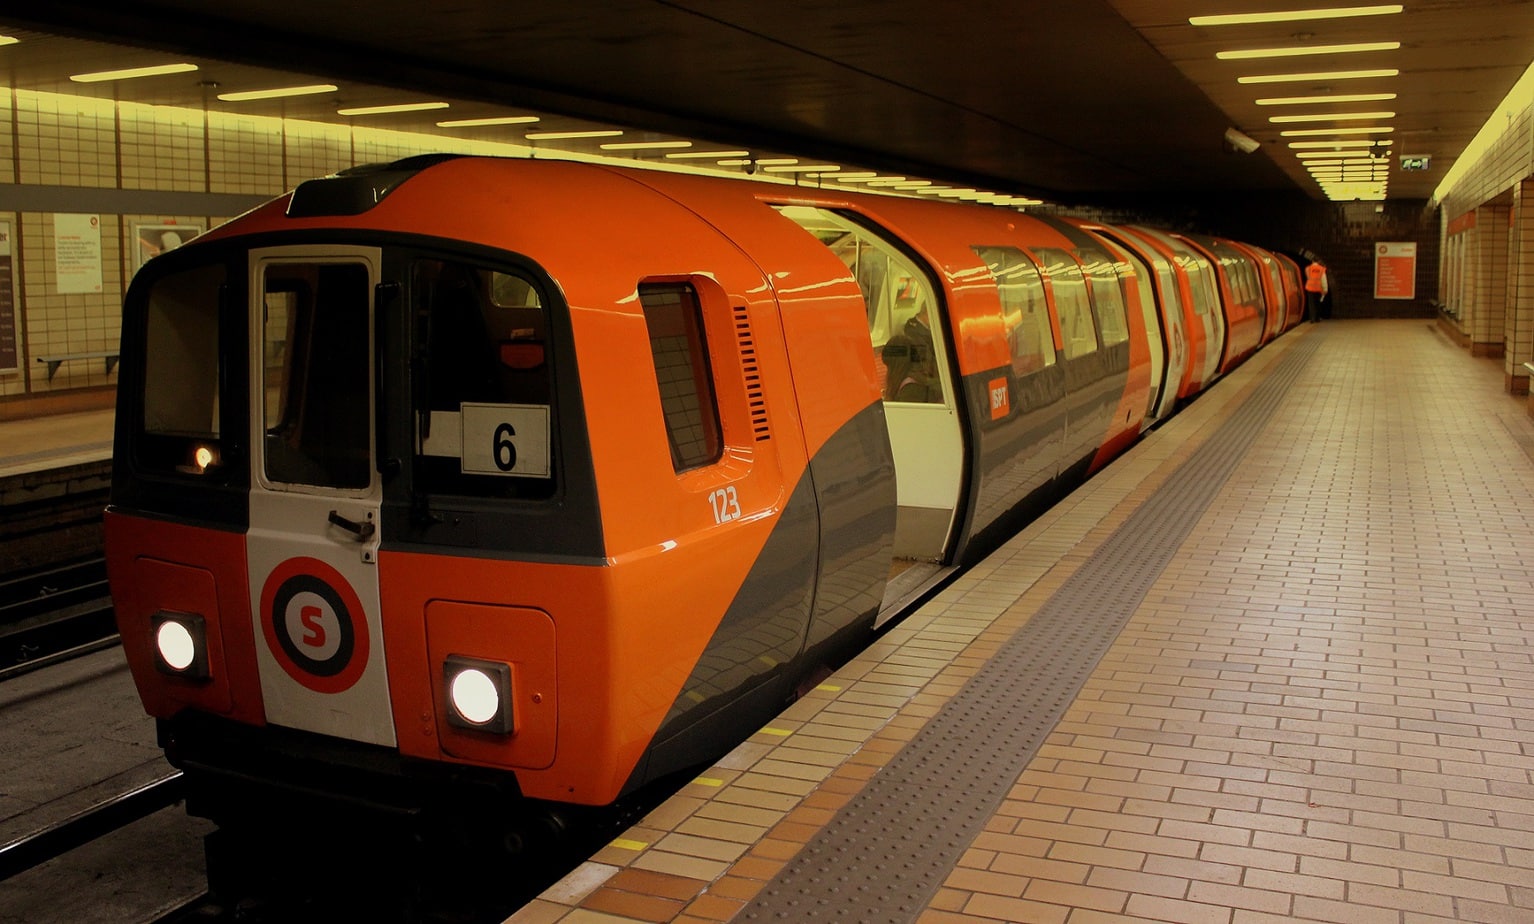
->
[639,282,722,472]
[972,245,1056,376]
[1078,247,1129,347]
[774,205,947,404]
[1033,248,1099,360]
[138,263,227,478]
[413,259,556,500]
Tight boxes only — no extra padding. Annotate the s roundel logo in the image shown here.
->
[259,557,369,694]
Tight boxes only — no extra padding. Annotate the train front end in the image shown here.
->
[103,157,701,833]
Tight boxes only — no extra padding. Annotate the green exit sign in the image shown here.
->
[1400,154,1431,171]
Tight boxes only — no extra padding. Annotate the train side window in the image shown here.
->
[1034,248,1098,360]
[773,205,947,404]
[639,282,723,472]
[972,245,1056,375]
[1078,247,1129,347]
[138,263,227,475]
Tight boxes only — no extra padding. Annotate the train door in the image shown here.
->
[774,207,965,574]
[244,246,395,747]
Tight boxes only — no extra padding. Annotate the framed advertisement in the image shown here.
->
[135,223,204,273]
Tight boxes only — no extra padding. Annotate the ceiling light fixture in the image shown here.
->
[1217,41,1400,60]
[1289,139,1388,148]
[1280,126,1394,136]
[336,101,449,116]
[0,36,21,47]
[665,149,750,159]
[525,129,623,140]
[71,63,199,83]
[1256,92,1396,105]
[1269,111,1396,123]
[1191,5,1402,26]
[436,115,541,127]
[762,164,841,173]
[600,141,694,150]
[218,84,338,102]
[1239,68,1399,84]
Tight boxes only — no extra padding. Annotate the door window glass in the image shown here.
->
[973,245,1056,375]
[262,262,371,489]
[775,205,947,404]
[1034,248,1098,360]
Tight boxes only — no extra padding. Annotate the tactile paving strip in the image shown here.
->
[740,336,1320,922]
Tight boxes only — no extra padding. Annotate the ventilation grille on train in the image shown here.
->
[734,304,771,442]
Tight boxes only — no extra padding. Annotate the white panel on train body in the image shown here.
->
[244,246,396,748]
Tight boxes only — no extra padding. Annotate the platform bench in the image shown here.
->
[35,351,119,381]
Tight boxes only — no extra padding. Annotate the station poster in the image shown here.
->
[0,222,14,373]
[54,213,103,295]
[134,222,203,273]
[1374,241,1417,300]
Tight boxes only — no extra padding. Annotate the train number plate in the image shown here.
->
[460,403,551,478]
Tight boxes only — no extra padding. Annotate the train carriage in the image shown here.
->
[105,154,1288,834]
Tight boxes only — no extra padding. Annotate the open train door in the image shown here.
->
[243,246,396,748]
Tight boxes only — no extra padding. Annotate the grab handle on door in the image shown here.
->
[328,509,376,541]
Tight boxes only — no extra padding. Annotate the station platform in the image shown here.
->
[0,408,113,480]
[511,319,1534,924]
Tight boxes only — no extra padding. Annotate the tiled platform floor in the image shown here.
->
[510,320,1534,924]
[0,407,113,478]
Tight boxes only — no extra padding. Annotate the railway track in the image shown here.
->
[0,556,118,678]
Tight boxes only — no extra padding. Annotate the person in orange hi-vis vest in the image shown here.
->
[1304,258,1328,324]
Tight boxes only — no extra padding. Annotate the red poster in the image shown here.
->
[1374,241,1417,300]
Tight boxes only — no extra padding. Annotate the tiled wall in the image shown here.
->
[0,91,508,405]
[1433,76,1534,390]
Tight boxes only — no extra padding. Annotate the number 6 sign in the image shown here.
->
[460,403,552,478]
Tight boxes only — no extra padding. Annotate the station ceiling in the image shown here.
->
[0,1,1531,205]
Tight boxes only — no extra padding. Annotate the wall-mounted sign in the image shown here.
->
[0,222,15,374]
[54,213,103,295]
[1400,154,1432,171]
[1374,241,1417,300]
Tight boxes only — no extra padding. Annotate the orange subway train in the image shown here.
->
[105,155,1298,835]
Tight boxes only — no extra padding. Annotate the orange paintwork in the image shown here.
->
[105,511,266,725]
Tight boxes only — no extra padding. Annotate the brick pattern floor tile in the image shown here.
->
[511,323,1534,923]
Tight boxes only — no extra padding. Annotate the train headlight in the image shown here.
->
[444,656,514,734]
[152,611,210,681]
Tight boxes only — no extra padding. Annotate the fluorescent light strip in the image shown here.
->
[600,141,693,150]
[754,158,799,166]
[525,130,623,140]
[665,149,750,159]
[1218,41,1400,60]
[716,159,752,166]
[1281,126,1394,136]
[834,173,882,181]
[1269,111,1396,123]
[762,164,841,173]
[1191,5,1401,26]
[219,84,338,102]
[1289,139,1386,148]
[1257,92,1395,105]
[1239,68,1399,84]
[337,102,449,115]
[0,36,17,47]
[436,115,541,127]
[71,63,198,83]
